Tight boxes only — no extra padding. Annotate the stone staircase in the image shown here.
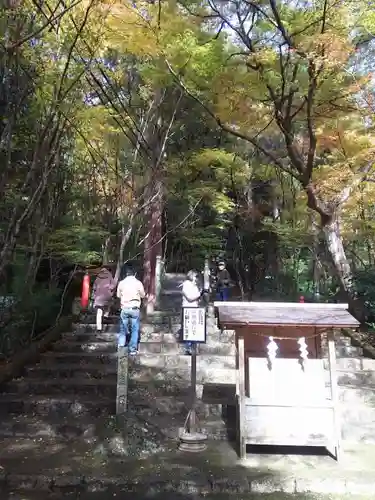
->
[0,273,375,496]
[0,274,237,496]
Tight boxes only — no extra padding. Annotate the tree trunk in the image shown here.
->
[322,215,367,322]
[322,217,352,292]
[144,179,163,315]
[114,223,133,284]
[102,235,111,265]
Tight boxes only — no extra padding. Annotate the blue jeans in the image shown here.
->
[119,308,140,352]
[184,340,192,353]
[216,287,229,301]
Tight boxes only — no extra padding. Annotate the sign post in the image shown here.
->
[116,346,128,415]
[179,306,208,452]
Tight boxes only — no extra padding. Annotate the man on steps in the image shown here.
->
[117,265,145,356]
[215,261,231,301]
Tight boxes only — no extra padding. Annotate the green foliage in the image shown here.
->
[0,261,62,359]
[3,0,375,349]
[46,226,107,265]
[353,269,375,320]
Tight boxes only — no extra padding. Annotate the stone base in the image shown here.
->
[178,431,208,452]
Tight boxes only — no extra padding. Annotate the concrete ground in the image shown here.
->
[3,492,375,499]
[2,438,375,496]
[214,441,375,495]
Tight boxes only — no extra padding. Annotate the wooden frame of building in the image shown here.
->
[214,302,360,461]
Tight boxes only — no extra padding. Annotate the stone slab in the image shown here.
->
[326,358,375,371]
[26,362,118,376]
[0,394,115,417]
[337,370,375,387]
[52,341,116,353]
[198,342,236,355]
[39,351,117,365]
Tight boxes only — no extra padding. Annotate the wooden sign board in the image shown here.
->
[182,307,206,343]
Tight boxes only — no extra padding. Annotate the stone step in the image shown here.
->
[0,394,115,417]
[131,367,236,386]
[137,342,184,354]
[52,340,117,354]
[78,314,119,323]
[128,360,375,395]
[0,395,234,439]
[198,342,236,355]
[50,336,235,356]
[147,310,181,320]
[13,351,236,385]
[73,323,119,333]
[142,322,184,335]
[321,336,362,356]
[64,331,180,343]
[134,353,236,371]
[1,377,117,397]
[24,362,375,391]
[73,317,223,334]
[73,319,181,333]
[340,411,375,444]
[0,415,235,444]
[70,322,182,337]
[327,357,375,371]
[26,363,118,379]
[209,329,235,343]
[41,349,236,366]
[339,386,375,406]
[137,341,236,355]
[64,330,118,342]
[337,370,375,387]
[0,414,99,439]
[335,336,353,347]
[40,351,117,365]
[335,345,363,357]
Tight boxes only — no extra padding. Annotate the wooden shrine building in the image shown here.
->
[213,302,360,461]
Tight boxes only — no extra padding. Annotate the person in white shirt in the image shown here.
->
[181,270,204,355]
[117,266,145,355]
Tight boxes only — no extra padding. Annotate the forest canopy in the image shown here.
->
[1,0,375,355]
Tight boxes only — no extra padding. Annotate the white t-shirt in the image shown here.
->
[117,276,145,309]
[182,280,201,307]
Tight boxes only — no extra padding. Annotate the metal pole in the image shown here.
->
[188,343,197,433]
[178,313,207,452]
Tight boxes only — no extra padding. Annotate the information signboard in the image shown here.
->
[182,307,206,343]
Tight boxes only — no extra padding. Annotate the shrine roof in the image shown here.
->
[213,301,360,329]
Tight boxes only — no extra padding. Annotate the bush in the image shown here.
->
[353,268,375,322]
[0,265,62,359]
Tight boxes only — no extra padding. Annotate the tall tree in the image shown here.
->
[158,0,375,316]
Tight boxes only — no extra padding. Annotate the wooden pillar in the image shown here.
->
[327,329,341,461]
[238,334,246,459]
